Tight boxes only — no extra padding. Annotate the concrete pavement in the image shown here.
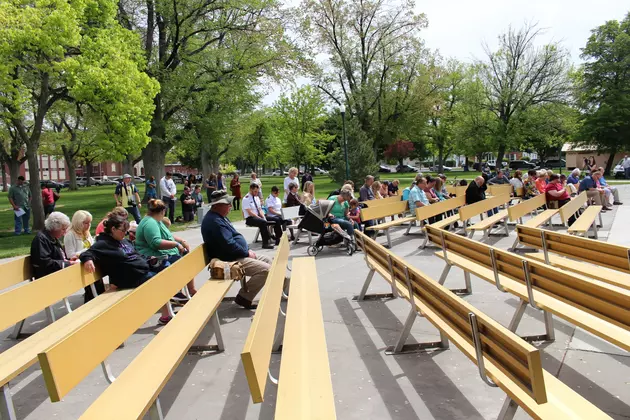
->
[2,187,630,419]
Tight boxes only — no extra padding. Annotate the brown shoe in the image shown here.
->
[235,295,258,309]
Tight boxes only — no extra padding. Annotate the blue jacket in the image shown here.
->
[201,211,249,261]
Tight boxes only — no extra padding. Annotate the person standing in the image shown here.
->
[243,183,279,249]
[160,172,177,223]
[143,176,157,204]
[301,171,313,191]
[283,167,299,202]
[217,172,225,191]
[623,155,630,180]
[114,174,142,224]
[180,186,196,222]
[192,185,204,209]
[250,172,263,199]
[205,173,217,202]
[230,173,242,211]
[8,175,31,235]
[41,183,58,217]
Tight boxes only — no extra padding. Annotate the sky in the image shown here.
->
[261,0,628,105]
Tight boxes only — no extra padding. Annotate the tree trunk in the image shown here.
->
[8,159,20,188]
[464,156,470,172]
[62,147,78,190]
[85,161,93,186]
[26,151,45,231]
[1,160,7,192]
[142,140,167,182]
[496,144,507,172]
[201,148,211,177]
[122,154,135,176]
[438,146,444,173]
[604,150,617,176]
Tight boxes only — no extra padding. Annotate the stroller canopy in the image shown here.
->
[305,200,335,220]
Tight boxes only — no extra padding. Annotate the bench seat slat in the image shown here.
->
[427,214,460,230]
[366,215,415,231]
[568,206,602,233]
[0,290,133,386]
[79,280,233,420]
[523,209,558,227]
[275,258,336,420]
[361,201,408,222]
[467,210,508,231]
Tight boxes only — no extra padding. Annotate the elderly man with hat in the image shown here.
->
[201,191,278,309]
[114,174,142,223]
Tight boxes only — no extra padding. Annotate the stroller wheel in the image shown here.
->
[307,245,319,256]
[346,243,355,256]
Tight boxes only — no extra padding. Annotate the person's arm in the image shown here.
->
[546,188,565,198]
[143,220,182,251]
[133,186,141,207]
[32,235,71,273]
[8,192,18,210]
[172,236,190,252]
[159,178,167,196]
[217,222,249,259]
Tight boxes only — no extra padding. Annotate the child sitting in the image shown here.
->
[348,199,362,231]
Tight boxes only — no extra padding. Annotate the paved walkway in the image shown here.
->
[3,188,630,419]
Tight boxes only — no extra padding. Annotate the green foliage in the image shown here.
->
[576,12,630,172]
[270,86,333,168]
[329,118,378,186]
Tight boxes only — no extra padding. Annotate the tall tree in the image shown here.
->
[301,0,430,148]
[0,125,27,191]
[119,0,301,180]
[576,13,630,174]
[477,23,572,169]
[0,0,158,229]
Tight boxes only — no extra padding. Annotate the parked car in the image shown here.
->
[93,176,118,186]
[271,170,282,176]
[63,178,87,187]
[430,165,452,172]
[395,164,418,173]
[378,165,392,173]
[313,167,329,175]
[537,159,566,170]
[40,180,65,190]
[508,160,536,170]
[486,160,508,170]
[613,159,625,178]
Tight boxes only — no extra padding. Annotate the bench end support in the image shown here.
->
[386,307,449,355]
[0,384,16,420]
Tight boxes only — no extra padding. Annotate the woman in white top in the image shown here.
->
[64,210,94,258]
[250,172,263,199]
[283,167,299,202]
[509,170,524,191]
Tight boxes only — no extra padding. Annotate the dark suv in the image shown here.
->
[508,160,536,170]
[538,159,566,170]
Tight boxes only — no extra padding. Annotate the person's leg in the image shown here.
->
[331,218,354,236]
[22,208,31,233]
[612,187,621,204]
[236,255,272,303]
[14,211,21,235]
[128,206,141,224]
[246,217,271,244]
[603,189,613,207]
[234,198,240,210]
[586,190,602,206]
[557,199,576,225]
[170,198,176,222]
[626,167,630,179]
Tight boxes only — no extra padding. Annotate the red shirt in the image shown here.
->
[545,182,569,201]
[41,188,54,206]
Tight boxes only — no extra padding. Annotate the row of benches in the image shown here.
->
[0,236,336,419]
[354,230,612,419]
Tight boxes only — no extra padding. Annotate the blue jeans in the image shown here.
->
[14,207,31,234]
[487,207,498,217]
[127,206,141,224]
[625,167,630,180]
[152,254,183,273]
[330,217,354,236]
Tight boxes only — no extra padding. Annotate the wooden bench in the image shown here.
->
[360,195,400,207]
[487,184,513,197]
[37,245,229,417]
[445,185,468,196]
[0,256,31,291]
[0,263,123,419]
[459,194,512,240]
[363,200,410,247]
[558,191,602,238]
[241,248,335,417]
[406,196,466,248]
[425,225,630,353]
[506,195,557,250]
[354,231,610,420]
[516,225,630,291]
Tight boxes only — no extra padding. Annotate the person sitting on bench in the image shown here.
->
[545,174,576,224]
[202,191,279,309]
[408,175,429,214]
[465,176,485,205]
[597,167,623,205]
[578,171,612,211]
[488,169,509,185]
[523,170,539,199]
[30,212,78,279]
[243,183,282,249]
[265,186,291,242]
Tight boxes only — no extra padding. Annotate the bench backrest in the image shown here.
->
[458,194,511,222]
[425,225,630,331]
[446,185,468,196]
[38,246,209,402]
[361,200,408,222]
[0,256,32,290]
[241,236,290,403]
[0,262,102,333]
[558,191,586,224]
[360,195,400,207]
[487,184,512,197]
[507,194,546,222]
[356,231,548,403]
[415,196,465,222]
[516,225,630,274]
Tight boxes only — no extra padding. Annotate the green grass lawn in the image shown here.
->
[1,171,626,258]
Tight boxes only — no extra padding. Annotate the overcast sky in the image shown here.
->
[261,1,629,105]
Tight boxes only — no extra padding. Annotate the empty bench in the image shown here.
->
[507,194,557,250]
[37,245,236,419]
[559,191,602,238]
[516,225,630,291]
[363,199,411,247]
[354,231,610,420]
[241,244,335,418]
[424,225,630,353]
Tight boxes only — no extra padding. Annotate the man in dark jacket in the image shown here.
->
[30,211,77,279]
[465,176,486,205]
[201,191,277,309]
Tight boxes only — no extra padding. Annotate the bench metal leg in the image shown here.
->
[450,271,472,295]
[497,396,519,420]
[508,299,555,342]
[188,312,226,354]
[253,228,260,243]
[404,221,414,235]
[468,230,475,239]
[101,361,117,384]
[63,297,73,314]
[503,219,509,236]
[353,268,395,301]
[438,264,452,285]
[45,305,56,324]
[385,307,449,355]
[148,397,164,420]
[509,236,520,251]
[272,304,287,353]
[591,220,598,239]
[0,384,16,420]
[385,229,392,248]
[166,302,176,318]
[419,235,429,249]
[9,320,26,340]
[598,212,603,228]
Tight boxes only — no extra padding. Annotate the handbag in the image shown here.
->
[208,259,245,280]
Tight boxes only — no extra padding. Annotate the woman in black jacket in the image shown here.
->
[81,215,174,325]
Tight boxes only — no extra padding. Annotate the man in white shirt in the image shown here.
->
[623,155,630,179]
[243,183,282,249]
[160,172,177,223]
[283,167,299,202]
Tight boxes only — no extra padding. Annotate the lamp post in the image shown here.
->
[340,104,349,181]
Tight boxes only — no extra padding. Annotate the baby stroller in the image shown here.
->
[297,200,356,256]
